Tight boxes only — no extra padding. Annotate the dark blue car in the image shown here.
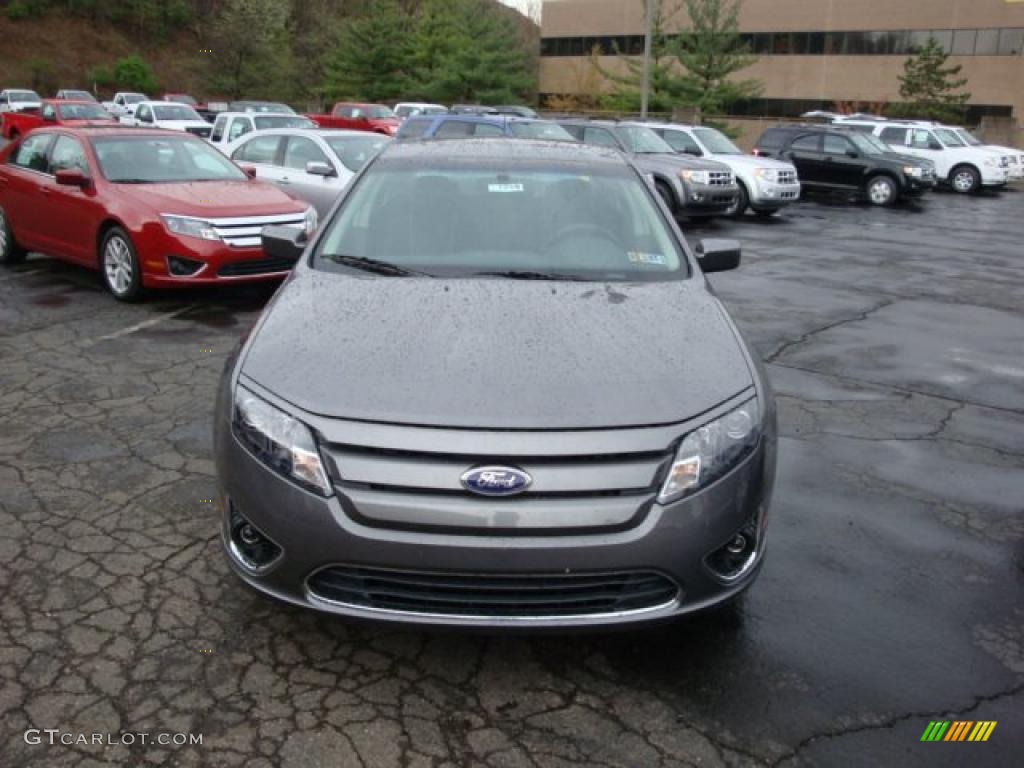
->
[396,114,574,142]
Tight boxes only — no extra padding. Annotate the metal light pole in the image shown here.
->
[640,0,653,118]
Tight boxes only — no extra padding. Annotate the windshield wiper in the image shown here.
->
[472,270,586,281]
[322,254,432,277]
[111,178,155,184]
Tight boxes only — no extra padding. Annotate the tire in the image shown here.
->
[100,227,143,301]
[725,182,749,218]
[654,180,676,214]
[0,206,27,265]
[949,165,980,194]
[865,175,897,206]
[753,208,779,218]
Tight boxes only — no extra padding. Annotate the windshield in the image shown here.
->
[154,104,203,121]
[122,94,145,104]
[58,103,113,120]
[11,91,40,102]
[934,128,965,147]
[617,125,674,154]
[234,102,294,114]
[693,127,742,154]
[92,135,247,183]
[325,135,390,172]
[167,94,197,106]
[314,160,687,281]
[508,122,575,141]
[254,115,314,129]
[367,106,395,119]
[956,128,982,146]
[63,90,95,101]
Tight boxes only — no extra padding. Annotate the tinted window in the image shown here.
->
[49,136,88,173]
[823,135,853,154]
[880,126,908,144]
[283,136,330,170]
[233,135,281,164]
[790,134,820,151]
[315,162,687,282]
[756,129,788,149]
[661,130,702,154]
[10,133,54,172]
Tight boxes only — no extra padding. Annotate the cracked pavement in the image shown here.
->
[1,189,1022,766]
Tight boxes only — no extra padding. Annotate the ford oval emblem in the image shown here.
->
[460,466,533,497]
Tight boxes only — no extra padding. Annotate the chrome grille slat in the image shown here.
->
[207,213,305,248]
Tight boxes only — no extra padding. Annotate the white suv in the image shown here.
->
[834,118,1008,193]
[947,126,1023,182]
[647,123,801,217]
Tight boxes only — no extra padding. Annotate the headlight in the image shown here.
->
[903,166,923,177]
[754,168,778,183]
[658,398,761,505]
[303,206,317,236]
[162,215,220,241]
[681,169,709,184]
[233,386,332,496]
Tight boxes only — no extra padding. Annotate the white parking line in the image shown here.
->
[91,304,197,342]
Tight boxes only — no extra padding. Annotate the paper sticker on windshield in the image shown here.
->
[488,183,524,193]
[628,251,667,265]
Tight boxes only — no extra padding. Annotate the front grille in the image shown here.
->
[999,156,1009,168]
[307,566,680,618]
[777,170,797,185]
[708,170,733,186]
[208,213,305,248]
[218,256,297,276]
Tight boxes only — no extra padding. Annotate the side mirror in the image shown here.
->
[928,141,943,151]
[695,238,741,273]
[845,149,859,158]
[306,160,335,177]
[238,164,258,179]
[55,169,90,188]
[261,225,308,262]
[43,111,56,122]
[356,115,368,121]
[685,147,703,157]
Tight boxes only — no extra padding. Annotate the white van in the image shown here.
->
[834,118,1008,193]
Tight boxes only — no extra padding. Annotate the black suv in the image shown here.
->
[753,125,936,205]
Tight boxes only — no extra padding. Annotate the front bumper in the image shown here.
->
[214,394,776,629]
[979,166,1009,187]
[680,182,740,216]
[749,179,801,210]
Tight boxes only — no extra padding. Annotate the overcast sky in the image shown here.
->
[498,0,540,21]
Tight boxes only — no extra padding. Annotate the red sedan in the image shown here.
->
[0,126,315,300]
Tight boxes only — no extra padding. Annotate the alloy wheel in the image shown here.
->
[0,210,7,255]
[952,171,975,193]
[104,236,133,296]
[868,179,894,205]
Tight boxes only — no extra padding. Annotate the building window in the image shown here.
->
[998,28,1024,55]
[807,32,825,54]
[975,29,999,55]
[823,31,845,54]
[951,29,976,55]
[929,30,954,53]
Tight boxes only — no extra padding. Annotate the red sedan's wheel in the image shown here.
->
[0,206,27,265]
[101,227,143,301]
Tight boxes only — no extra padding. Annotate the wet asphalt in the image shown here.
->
[0,187,1021,767]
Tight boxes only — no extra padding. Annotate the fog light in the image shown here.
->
[705,520,759,582]
[725,534,747,555]
[167,255,204,276]
[227,503,281,572]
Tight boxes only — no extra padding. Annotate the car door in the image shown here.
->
[0,132,56,251]
[230,133,285,184]
[821,133,864,189]
[279,135,340,216]
[44,134,99,262]
[782,133,824,184]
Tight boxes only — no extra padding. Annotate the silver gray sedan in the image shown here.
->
[214,139,776,628]
[226,128,390,218]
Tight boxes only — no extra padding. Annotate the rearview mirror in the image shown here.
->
[261,225,308,263]
[55,168,90,188]
[306,161,335,177]
[695,238,741,273]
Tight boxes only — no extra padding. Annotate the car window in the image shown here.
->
[508,122,574,141]
[559,124,585,141]
[233,135,281,165]
[351,108,364,119]
[136,105,152,122]
[325,135,389,172]
[790,134,821,151]
[693,128,742,154]
[57,103,110,120]
[398,118,431,139]
[315,162,688,282]
[435,121,477,139]
[662,130,702,154]
[153,105,203,121]
[823,135,853,154]
[211,116,227,142]
[910,129,936,149]
[582,127,618,147]
[41,104,56,121]
[228,118,252,142]
[49,136,88,174]
[283,136,331,171]
[395,106,412,118]
[934,128,965,147]
[11,133,54,173]
[757,129,787,149]
[253,116,313,130]
[94,136,246,182]
[879,126,908,144]
[473,123,505,137]
[334,106,354,117]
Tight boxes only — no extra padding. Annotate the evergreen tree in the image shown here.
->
[896,37,970,122]
[322,0,412,102]
[675,0,760,113]
[209,0,293,100]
